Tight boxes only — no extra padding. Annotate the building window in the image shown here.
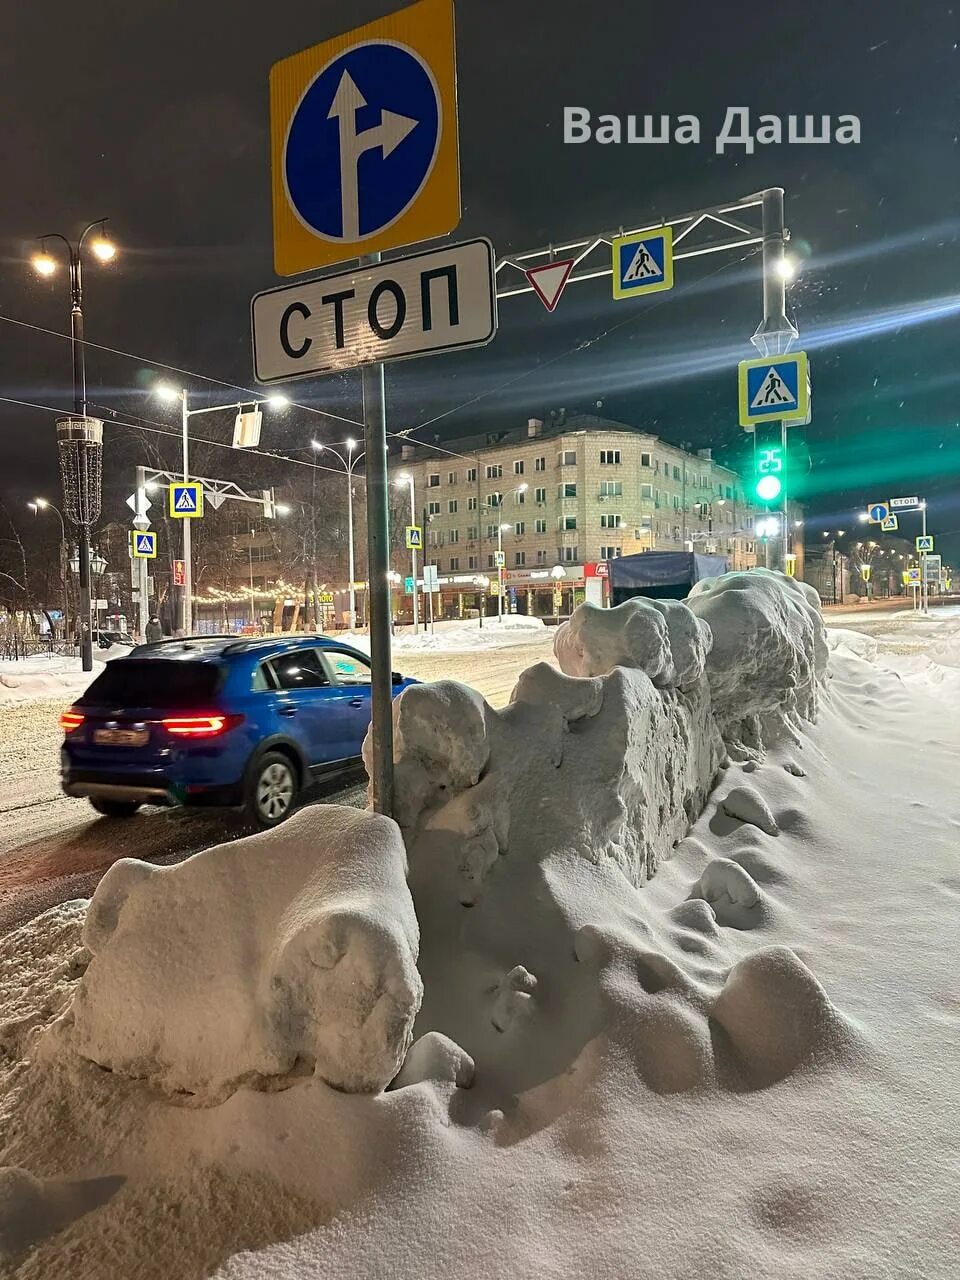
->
[487,492,503,508]
[486,524,499,539]
[514,551,526,567]
[514,522,525,536]
[599,546,623,560]
[672,495,681,510]
[535,518,547,534]
[486,464,502,480]
[449,557,460,571]
[535,487,546,504]
[513,460,524,475]
[467,467,477,482]
[428,473,440,488]
[600,513,622,529]
[641,451,652,467]
[558,483,577,499]
[725,486,733,500]
[600,480,623,497]
[673,465,681,481]
[558,450,577,467]
[467,526,478,540]
[536,549,547,564]
[468,555,478,570]
[467,496,478,511]
[640,483,654,499]
[427,500,440,516]
[558,515,577,531]
[449,529,459,544]
[515,489,525,505]
[558,545,578,562]
[535,456,546,472]
[600,449,621,465]
[448,499,458,514]
[428,530,442,547]
[487,554,496,569]
[448,471,458,485]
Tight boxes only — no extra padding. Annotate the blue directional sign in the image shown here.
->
[738,352,810,427]
[612,228,674,299]
[169,483,204,519]
[130,530,157,559]
[868,502,889,523]
[271,0,460,275]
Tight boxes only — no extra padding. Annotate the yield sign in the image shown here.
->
[524,258,575,313]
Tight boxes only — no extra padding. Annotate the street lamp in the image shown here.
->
[153,383,289,634]
[485,484,527,621]
[395,472,419,635]
[31,219,117,672]
[28,498,69,641]
[551,563,566,624]
[315,438,363,630]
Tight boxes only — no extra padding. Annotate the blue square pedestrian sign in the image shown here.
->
[130,530,157,559]
[612,227,674,299]
[169,483,204,518]
[738,352,810,427]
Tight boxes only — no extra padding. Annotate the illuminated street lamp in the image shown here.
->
[316,438,363,629]
[31,219,117,671]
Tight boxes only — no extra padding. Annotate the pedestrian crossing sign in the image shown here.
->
[169,483,204,518]
[405,525,423,549]
[130,530,157,559]
[612,228,674,299]
[738,352,810,427]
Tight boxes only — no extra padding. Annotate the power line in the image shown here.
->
[0,311,363,429]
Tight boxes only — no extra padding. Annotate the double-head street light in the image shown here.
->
[32,219,117,671]
[313,438,363,629]
[153,383,289,634]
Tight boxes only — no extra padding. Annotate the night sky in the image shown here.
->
[1,0,957,552]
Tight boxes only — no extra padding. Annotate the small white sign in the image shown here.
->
[252,239,497,384]
[889,496,920,509]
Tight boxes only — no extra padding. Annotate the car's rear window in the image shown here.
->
[78,660,223,709]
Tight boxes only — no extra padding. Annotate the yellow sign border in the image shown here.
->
[270,0,460,276]
[169,483,204,519]
[405,524,423,549]
[612,227,674,300]
[738,351,810,428]
[130,530,157,559]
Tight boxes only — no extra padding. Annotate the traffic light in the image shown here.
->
[753,433,784,505]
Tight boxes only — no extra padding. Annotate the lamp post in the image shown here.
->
[485,484,527,621]
[313,438,363,630]
[395,472,419,635]
[32,220,117,672]
[28,498,68,642]
[154,384,288,634]
[551,563,566,623]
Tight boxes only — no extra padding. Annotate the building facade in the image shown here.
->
[391,414,774,616]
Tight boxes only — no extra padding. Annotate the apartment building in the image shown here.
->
[392,413,766,614]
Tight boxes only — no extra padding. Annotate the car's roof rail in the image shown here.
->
[131,634,239,655]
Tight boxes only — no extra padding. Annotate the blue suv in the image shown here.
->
[60,635,416,827]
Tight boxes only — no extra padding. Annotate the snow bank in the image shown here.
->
[687,569,827,750]
[58,806,422,1098]
[354,614,549,654]
[553,597,712,689]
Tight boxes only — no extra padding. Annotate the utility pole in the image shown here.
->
[134,466,150,639]
[360,254,395,817]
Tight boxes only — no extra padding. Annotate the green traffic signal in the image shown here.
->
[756,474,783,502]
[755,443,784,504]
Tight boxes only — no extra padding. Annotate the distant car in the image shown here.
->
[93,629,134,649]
[60,635,416,827]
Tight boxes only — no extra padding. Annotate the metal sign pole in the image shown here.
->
[180,393,193,635]
[361,253,395,817]
[921,502,928,615]
[135,466,150,639]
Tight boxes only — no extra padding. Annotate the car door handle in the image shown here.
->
[279,707,297,717]
[349,697,364,707]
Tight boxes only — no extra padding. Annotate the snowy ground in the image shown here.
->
[0,592,958,1277]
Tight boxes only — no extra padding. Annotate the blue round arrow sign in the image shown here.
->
[284,42,441,243]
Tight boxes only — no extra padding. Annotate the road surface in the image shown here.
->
[0,637,556,933]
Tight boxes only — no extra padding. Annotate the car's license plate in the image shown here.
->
[93,727,149,747]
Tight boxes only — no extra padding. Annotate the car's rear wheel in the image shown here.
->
[247,752,298,828]
[89,797,141,819]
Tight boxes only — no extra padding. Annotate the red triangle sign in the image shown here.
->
[524,258,575,312]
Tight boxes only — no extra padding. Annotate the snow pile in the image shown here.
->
[687,569,828,750]
[553,597,712,689]
[0,650,127,706]
[56,806,422,1098]
[382,614,548,654]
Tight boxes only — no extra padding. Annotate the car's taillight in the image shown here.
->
[162,713,244,738]
[60,710,84,733]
